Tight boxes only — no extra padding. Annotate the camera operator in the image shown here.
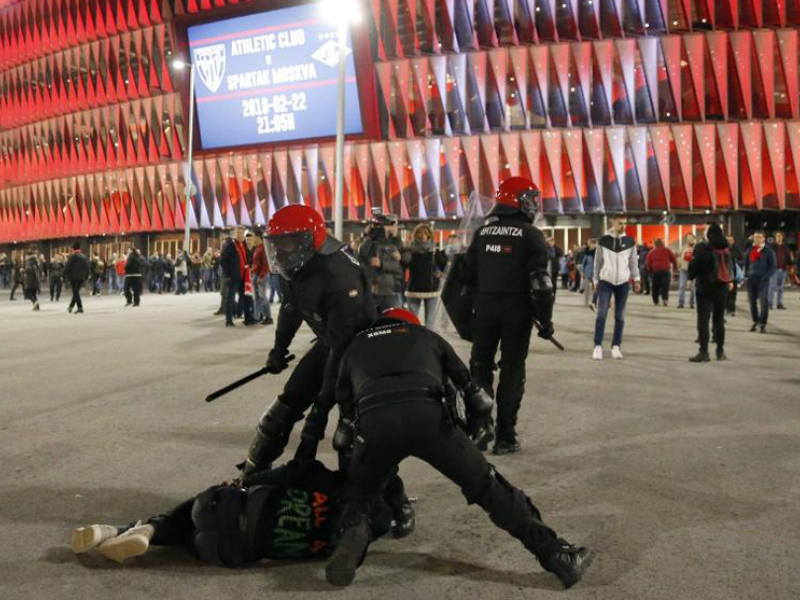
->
[357,214,404,309]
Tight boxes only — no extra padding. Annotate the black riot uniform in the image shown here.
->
[322,314,592,589]
[244,240,377,473]
[461,210,553,453]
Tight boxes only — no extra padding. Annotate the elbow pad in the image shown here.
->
[529,271,554,323]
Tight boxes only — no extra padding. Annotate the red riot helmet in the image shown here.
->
[492,177,541,222]
[380,307,421,326]
[265,205,327,279]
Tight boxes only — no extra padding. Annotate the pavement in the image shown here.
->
[1,285,799,600]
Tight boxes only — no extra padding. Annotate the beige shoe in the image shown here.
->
[72,524,119,553]
[98,522,154,563]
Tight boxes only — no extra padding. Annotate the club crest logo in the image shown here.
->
[193,44,226,93]
[312,40,351,68]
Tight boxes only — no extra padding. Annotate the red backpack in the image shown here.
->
[711,248,733,284]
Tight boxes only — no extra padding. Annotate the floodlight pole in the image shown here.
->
[183,63,196,255]
[333,20,348,241]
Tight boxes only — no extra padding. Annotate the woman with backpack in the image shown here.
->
[687,224,735,363]
[402,223,447,329]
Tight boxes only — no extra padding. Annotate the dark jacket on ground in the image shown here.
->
[688,234,732,294]
[125,252,143,276]
[63,251,90,283]
[745,245,777,281]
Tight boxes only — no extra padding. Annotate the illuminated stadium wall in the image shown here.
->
[1,0,800,243]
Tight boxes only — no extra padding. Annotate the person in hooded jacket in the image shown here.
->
[23,253,42,311]
[688,224,735,362]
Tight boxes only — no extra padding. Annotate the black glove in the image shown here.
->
[300,405,329,442]
[265,347,294,374]
[293,436,319,463]
[537,321,554,340]
[463,384,494,426]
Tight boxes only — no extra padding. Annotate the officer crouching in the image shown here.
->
[305,308,592,589]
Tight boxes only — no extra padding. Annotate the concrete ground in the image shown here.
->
[1,284,799,600]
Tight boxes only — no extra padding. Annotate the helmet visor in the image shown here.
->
[518,189,542,222]
[265,231,315,279]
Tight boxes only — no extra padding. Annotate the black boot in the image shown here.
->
[689,350,711,363]
[390,498,415,539]
[716,348,727,361]
[538,539,594,589]
[493,434,521,455]
[325,517,371,587]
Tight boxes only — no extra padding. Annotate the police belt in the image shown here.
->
[356,387,443,416]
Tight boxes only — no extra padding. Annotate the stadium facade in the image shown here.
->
[1,0,799,255]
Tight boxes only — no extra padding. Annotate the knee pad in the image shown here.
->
[246,398,297,469]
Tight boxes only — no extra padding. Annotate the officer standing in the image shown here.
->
[460,177,554,455]
[318,308,591,589]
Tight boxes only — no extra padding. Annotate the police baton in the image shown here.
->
[533,321,565,352]
[205,356,295,403]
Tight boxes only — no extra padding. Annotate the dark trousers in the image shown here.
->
[68,280,84,310]
[726,286,737,314]
[124,276,142,305]
[651,270,671,304]
[225,279,248,323]
[247,341,329,468]
[696,286,727,353]
[9,281,21,299]
[23,288,38,305]
[640,268,651,294]
[343,402,557,556]
[469,293,533,440]
[49,278,62,301]
[747,277,770,325]
[147,498,195,547]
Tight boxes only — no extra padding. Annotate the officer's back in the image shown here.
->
[465,212,547,296]
[338,319,466,403]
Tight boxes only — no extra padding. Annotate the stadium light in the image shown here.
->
[172,57,196,255]
[319,0,362,240]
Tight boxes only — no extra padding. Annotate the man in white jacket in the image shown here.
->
[592,215,641,360]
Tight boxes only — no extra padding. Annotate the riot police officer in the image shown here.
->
[460,177,554,455]
[242,204,376,473]
[315,308,591,589]
[241,205,413,536]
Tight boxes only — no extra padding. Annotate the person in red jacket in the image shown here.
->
[251,230,273,325]
[645,239,678,306]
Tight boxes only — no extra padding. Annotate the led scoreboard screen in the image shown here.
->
[187,3,365,150]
